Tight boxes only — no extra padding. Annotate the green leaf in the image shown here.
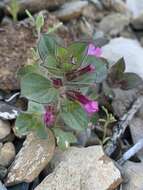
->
[21,73,59,103]
[55,42,87,73]
[56,46,76,72]
[27,101,44,114]
[67,42,87,66]
[17,64,39,79]
[36,13,44,32]
[38,34,57,61]
[108,58,125,84]
[43,55,63,76]
[61,102,88,132]
[15,113,47,138]
[25,9,35,23]
[120,72,143,90]
[15,113,34,136]
[53,128,77,150]
[34,116,47,139]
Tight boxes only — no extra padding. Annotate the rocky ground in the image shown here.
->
[0,0,143,190]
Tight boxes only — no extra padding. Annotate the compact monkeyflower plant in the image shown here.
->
[15,33,142,149]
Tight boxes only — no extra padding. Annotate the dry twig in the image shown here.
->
[118,138,143,165]
[105,96,143,156]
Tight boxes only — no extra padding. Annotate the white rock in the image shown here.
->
[34,146,122,190]
[126,0,143,29]
[102,37,143,79]
[5,129,55,186]
[0,120,11,141]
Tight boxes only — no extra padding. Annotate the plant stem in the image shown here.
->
[102,121,109,144]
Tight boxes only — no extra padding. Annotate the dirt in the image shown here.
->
[0,13,76,91]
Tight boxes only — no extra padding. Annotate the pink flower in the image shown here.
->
[87,43,102,57]
[84,101,99,114]
[43,106,55,127]
[67,91,99,115]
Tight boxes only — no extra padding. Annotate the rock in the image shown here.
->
[34,146,122,190]
[99,13,130,36]
[5,129,55,186]
[111,88,137,117]
[79,19,94,37]
[0,102,20,120]
[0,181,7,190]
[0,142,16,167]
[0,165,7,180]
[129,117,143,160]
[102,0,130,14]
[5,0,65,14]
[110,0,130,14]
[82,4,105,22]
[123,161,143,190]
[54,1,88,21]
[126,0,143,29]
[102,37,143,80]
[0,119,11,141]
[137,105,143,119]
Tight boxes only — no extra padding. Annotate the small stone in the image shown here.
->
[126,0,143,29]
[5,129,55,186]
[82,4,97,20]
[102,0,130,15]
[0,142,16,167]
[34,146,122,190]
[99,13,130,36]
[79,19,94,37]
[0,119,11,141]
[5,0,65,14]
[123,161,143,190]
[111,0,130,14]
[54,1,88,21]
[102,37,143,80]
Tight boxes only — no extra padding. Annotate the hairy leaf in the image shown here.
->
[21,73,59,103]
[15,113,47,138]
[61,102,88,132]
[38,34,57,61]
[53,128,77,150]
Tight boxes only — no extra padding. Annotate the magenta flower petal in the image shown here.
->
[43,106,55,127]
[66,91,99,115]
[87,43,102,57]
[84,101,99,114]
